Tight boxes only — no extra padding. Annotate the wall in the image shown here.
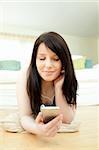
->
[98,38,99,63]
[0,37,34,68]
[0,32,98,65]
[62,34,98,65]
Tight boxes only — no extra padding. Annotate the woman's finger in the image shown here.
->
[35,112,43,123]
[45,114,63,130]
[45,120,62,137]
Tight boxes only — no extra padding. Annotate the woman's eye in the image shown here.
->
[39,58,45,60]
[54,58,59,61]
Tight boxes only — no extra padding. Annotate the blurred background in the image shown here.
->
[0,0,99,107]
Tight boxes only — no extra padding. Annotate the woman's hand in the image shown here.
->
[35,112,63,137]
[54,70,65,90]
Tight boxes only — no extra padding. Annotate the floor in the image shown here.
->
[0,105,99,150]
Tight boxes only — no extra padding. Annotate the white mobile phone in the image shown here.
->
[40,105,60,123]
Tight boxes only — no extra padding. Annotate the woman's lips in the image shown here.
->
[43,71,55,75]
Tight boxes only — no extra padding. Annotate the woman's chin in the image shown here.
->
[41,76,56,82]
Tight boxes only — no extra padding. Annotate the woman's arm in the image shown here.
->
[55,88,76,124]
[16,68,63,137]
[54,74,76,124]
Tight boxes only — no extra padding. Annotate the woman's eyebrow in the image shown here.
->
[37,53,46,56]
[37,53,58,57]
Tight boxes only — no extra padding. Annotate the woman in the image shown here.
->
[17,31,78,137]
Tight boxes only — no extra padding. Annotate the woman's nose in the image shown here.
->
[45,59,53,67]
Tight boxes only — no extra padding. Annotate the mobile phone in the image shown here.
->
[40,105,60,123]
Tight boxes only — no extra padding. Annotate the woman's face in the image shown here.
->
[36,43,62,81]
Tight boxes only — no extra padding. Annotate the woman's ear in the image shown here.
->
[61,70,65,73]
[61,67,65,74]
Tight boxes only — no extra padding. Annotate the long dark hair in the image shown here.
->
[27,32,78,117]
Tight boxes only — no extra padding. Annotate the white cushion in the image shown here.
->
[0,70,20,83]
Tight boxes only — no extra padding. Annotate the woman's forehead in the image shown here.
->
[37,43,57,56]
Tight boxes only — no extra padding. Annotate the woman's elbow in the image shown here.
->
[63,113,75,124]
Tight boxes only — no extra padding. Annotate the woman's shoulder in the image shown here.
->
[19,57,31,79]
[22,58,31,72]
[16,63,29,87]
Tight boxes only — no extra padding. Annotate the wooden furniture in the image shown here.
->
[0,105,98,150]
